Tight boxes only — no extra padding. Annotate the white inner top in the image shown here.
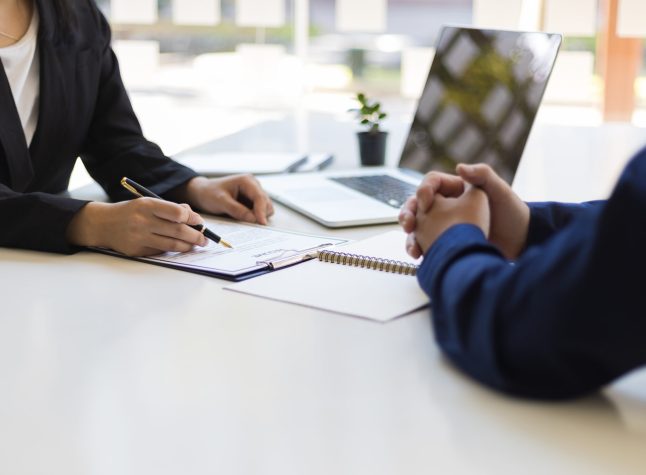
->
[0,7,40,146]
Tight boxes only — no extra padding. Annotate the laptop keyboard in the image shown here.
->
[328,175,417,209]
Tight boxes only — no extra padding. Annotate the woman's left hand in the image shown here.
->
[183,175,275,224]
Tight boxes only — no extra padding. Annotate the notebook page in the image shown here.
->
[225,231,429,321]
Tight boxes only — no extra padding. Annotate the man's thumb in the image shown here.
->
[456,164,505,199]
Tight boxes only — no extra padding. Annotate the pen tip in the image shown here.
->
[220,240,233,249]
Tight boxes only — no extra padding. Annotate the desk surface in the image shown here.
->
[2,114,646,475]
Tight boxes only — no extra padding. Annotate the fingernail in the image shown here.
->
[462,165,475,174]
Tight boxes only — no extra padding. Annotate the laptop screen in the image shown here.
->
[399,27,561,183]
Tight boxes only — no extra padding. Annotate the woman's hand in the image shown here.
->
[66,199,208,256]
[181,175,275,225]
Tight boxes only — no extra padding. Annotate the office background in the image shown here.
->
[68,0,646,190]
[3,3,646,474]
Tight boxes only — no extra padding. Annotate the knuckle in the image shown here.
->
[171,206,186,223]
[423,172,441,184]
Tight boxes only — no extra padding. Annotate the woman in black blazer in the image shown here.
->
[0,0,274,255]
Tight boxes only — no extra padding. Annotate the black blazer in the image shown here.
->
[0,0,197,253]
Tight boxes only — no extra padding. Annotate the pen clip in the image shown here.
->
[120,177,144,198]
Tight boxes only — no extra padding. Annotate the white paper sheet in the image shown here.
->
[235,0,285,28]
[336,0,387,32]
[111,0,158,24]
[225,231,429,322]
[617,0,646,38]
[172,0,221,26]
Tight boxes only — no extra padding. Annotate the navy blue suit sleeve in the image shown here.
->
[525,201,603,247]
[418,150,646,399]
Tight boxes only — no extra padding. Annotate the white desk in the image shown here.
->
[2,114,646,474]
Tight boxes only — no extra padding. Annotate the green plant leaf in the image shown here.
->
[352,91,387,129]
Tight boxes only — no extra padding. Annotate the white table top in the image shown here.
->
[2,114,646,474]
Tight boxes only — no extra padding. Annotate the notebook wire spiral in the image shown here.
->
[317,249,418,276]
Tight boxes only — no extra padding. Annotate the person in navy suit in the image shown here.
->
[0,0,273,255]
[399,148,646,399]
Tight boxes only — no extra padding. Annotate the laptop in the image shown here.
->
[260,26,562,227]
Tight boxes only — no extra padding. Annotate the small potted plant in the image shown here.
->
[350,92,388,166]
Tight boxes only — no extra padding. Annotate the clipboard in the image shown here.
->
[93,218,347,281]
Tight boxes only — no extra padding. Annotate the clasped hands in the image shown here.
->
[399,163,531,260]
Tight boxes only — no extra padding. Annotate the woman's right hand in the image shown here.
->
[66,198,208,256]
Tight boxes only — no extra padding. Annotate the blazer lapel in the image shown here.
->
[0,0,61,193]
[0,63,33,192]
[27,0,73,183]
[29,38,73,170]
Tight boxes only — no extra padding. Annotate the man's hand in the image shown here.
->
[456,164,529,259]
[67,199,209,256]
[399,171,465,258]
[182,175,275,225]
[415,186,490,255]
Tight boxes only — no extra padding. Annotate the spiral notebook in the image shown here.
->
[225,231,430,321]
